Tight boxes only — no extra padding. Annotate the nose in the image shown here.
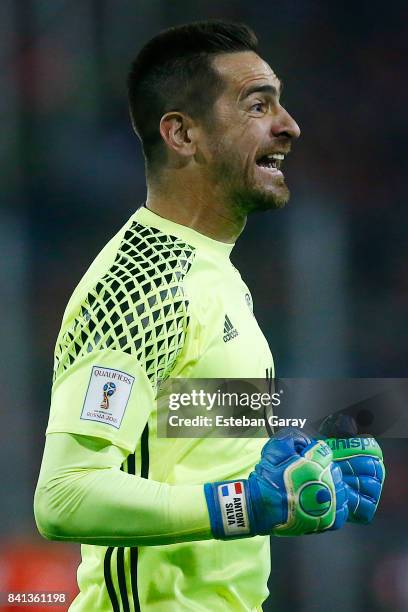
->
[272,105,301,140]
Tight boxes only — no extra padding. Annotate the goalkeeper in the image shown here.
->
[34,20,385,612]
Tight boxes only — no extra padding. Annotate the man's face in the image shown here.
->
[199,51,300,213]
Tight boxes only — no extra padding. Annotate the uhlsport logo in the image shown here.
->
[101,381,116,409]
[326,437,377,451]
[223,314,239,343]
[299,482,332,517]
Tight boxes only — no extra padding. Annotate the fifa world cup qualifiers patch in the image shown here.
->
[218,481,250,536]
[80,366,135,429]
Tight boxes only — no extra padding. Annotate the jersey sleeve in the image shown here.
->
[46,221,196,453]
[34,432,212,546]
[46,349,153,452]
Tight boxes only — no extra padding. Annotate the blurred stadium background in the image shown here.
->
[0,1,407,610]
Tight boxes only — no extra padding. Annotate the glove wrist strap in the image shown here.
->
[204,479,255,540]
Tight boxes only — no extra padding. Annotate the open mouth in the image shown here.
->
[256,153,285,172]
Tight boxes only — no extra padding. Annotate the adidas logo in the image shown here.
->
[223,314,239,343]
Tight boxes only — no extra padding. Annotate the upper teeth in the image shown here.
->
[267,153,284,160]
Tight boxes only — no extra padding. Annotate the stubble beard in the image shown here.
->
[233,177,290,214]
[211,151,291,216]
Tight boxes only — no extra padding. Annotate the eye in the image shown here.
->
[250,101,265,114]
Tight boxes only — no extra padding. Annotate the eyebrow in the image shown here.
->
[240,82,282,100]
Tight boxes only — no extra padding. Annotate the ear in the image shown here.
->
[159,112,197,158]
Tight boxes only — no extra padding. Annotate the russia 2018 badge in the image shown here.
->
[101,382,116,409]
[81,366,135,429]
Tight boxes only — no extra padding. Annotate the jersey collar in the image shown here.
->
[134,206,235,258]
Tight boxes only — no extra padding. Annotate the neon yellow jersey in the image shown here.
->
[46,206,274,611]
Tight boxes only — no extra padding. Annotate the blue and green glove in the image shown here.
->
[325,437,385,524]
[204,428,349,539]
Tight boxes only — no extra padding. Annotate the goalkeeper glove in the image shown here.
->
[204,428,349,539]
[326,437,385,524]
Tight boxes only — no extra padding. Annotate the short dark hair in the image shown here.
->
[127,20,258,169]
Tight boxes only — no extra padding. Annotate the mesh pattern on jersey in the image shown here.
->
[53,221,196,387]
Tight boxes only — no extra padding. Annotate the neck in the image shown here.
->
[145,169,246,244]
